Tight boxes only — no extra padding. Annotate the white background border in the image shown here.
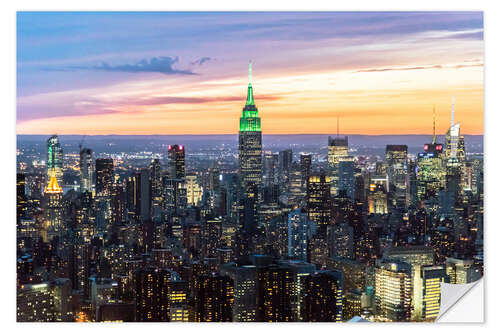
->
[1,0,495,331]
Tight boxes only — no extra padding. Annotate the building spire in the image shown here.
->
[432,105,436,144]
[337,115,340,137]
[245,61,255,106]
[249,60,252,84]
[451,96,455,127]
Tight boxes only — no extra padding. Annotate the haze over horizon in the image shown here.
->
[17,12,484,135]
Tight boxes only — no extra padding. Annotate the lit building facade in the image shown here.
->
[300,270,343,322]
[306,174,331,236]
[79,148,94,194]
[417,143,445,200]
[418,265,448,321]
[238,63,262,188]
[368,183,388,214]
[186,174,203,206]
[194,274,234,322]
[168,144,186,179]
[328,136,348,196]
[287,208,310,261]
[386,145,408,209]
[374,261,412,322]
[44,168,63,239]
[95,158,114,197]
[134,268,172,322]
[46,135,63,186]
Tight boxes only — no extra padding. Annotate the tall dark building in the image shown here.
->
[17,173,27,221]
[125,170,152,222]
[168,145,185,179]
[95,158,114,197]
[386,145,408,210]
[238,63,262,188]
[301,270,343,322]
[138,169,152,221]
[194,274,234,322]
[300,153,312,188]
[278,149,293,185]
[338,159,355,201]
[46,135,63,186]
[257,265,295,322]
[79,147,94,193]
[135,268,172,322]
[263,151,279,186]
[307,173,332,236]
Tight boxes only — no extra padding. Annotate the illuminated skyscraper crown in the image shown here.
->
[240,62,261,132]
[45,168,62,194]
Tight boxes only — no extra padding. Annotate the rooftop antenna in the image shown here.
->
[337,116,339,137]
[249,60,252,84]
[451,96,455,127]
[432,106,436,144]
[79,134,87,153]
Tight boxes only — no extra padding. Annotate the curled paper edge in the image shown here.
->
[435,278,484,323]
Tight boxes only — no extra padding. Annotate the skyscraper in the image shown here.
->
[278,149,293,185]
[79,148,94,194]
[17,173,27,221]
[306,173,331,236]
[416,143,445,200]
[444,100,467,195]
[46,135,63,186]
[238,63,263,236]
[416,265,448,321]
[168,145,186,179]
[135,268,172,322]
[338,158,355,201]
[239,62,262,188]
[288,208,310,261]
[149,158,162,204]
[386,145,408,210]
[194,274,234,322]
[301,270,343,322]
[263,151,279,186]
[300,153,312,188]
[44,168,63,238]
[95,158,114,197]
[374,261,412,321]
[328,136,348,196]
[137,169,152,221]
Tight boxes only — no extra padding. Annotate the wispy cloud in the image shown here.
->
[190,57,213,66]
[355,64,443,73]
[51,56,197,75]
[354,62,483,73]
[116,94,282,106]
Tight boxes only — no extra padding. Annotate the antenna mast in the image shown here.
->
[451,96,455,127]
[432,106,436,144]
[337,116,339,137]
[249,61,252,83]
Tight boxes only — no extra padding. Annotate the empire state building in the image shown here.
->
[238,63,262,188]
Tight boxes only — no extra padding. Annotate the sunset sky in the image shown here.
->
[16,12,484,135]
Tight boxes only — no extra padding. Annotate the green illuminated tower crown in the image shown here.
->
[240,62,261,132]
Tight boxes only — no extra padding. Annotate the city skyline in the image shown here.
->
[16,11,484,323]
[17,12,483,135]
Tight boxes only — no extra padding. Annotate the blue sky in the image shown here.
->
[16,12,484,134]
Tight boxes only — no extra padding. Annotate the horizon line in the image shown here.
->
[16,133,485,136]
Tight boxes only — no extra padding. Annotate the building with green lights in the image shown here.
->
[238,64,263,235]
[238,63,262,188]
[46,135,63,187]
